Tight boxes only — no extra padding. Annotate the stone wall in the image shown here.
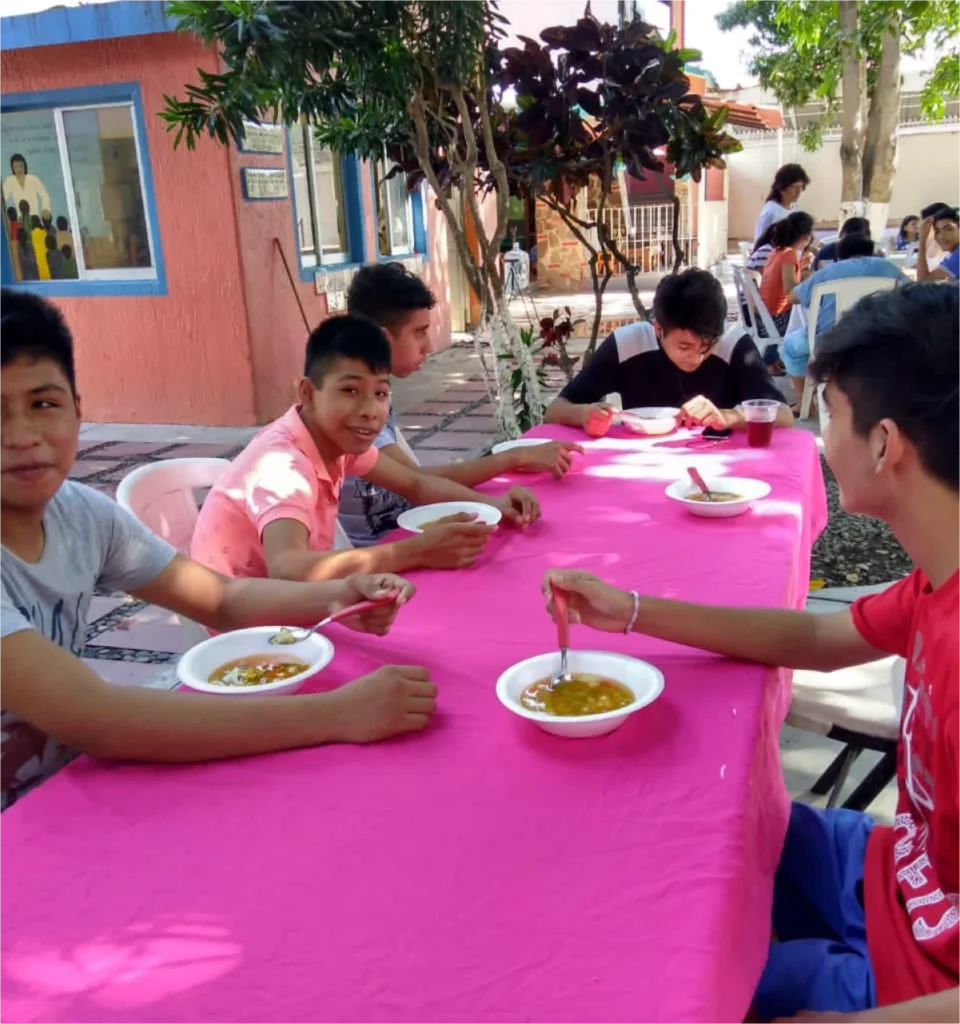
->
[535,199,590,291]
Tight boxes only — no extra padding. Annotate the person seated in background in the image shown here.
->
[811,216,870,271]
[918,207,959,282]
[544,269,793,435]
[543,283,958,1024]
[340,263,581,548]
[758,211,815,337]
[191,314,540,582]
[917,201,953,268]
[1,291,437,810]
[745,221,781,273]
[753,163,810,244]
[781,232,908,406]
[896,214,920,251]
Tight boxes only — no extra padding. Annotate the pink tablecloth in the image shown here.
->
[1,426,827,1024]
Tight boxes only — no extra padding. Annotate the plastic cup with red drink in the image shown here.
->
[742,399,779,448]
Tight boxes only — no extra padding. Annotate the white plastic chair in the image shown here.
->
[395,426,419,465]
[738,240,753,265]
[117,458,229,555]
[740,269,785,360]
[788,656,905,810]
[800,277,899,423]
[731,265,753,336]
[117,458,230,646]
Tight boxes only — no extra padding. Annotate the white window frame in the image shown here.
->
[44,101,158,282]
[292,121,348,270]
[375,154,414,257]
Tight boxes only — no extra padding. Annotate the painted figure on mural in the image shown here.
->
[3,154,50,222]
[29,215,51,281]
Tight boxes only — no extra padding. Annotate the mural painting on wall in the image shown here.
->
[1,110,78,281]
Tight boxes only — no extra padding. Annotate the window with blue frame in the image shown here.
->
[289,119,357,270]
[1,86,163,293]
[373,155,415,257]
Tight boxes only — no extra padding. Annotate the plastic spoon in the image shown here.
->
[549,584,571,689]
[687,466,715,502]
[268,599,393,646]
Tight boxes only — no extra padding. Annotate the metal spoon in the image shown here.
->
[549,584,571,689]
[687,466,714,502]
[268,599,392,646]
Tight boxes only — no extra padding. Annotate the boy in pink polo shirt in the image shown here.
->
[192,314,540,581]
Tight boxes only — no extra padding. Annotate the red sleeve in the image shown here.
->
[850,570,926,658]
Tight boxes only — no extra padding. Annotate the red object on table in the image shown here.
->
[1,427,827,1024]
[747,419,775,448]
[584,407,614,438]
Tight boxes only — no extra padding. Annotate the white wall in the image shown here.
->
[499,0,670,44]
[727,125,960,239]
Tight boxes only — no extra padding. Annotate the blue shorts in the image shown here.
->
[754,803,877,1021]
[781,328,810,378]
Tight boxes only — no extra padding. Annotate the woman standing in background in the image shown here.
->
[753,164,811,244]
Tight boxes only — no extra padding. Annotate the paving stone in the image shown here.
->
[445,414,498,432]
[439,389,490,402]
[417,431,494,450]
[413,449,467,466]
[68,460,115,479]
[95,441,174,459]
[408,400,472,416]
[160,443,240,459]
[398,415,445,432]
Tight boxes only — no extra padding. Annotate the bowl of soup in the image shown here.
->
[617,407,679,436]
[496,650,664,738]
[397,501,502,533]
[665,476,771,519]
[177,628,335,696]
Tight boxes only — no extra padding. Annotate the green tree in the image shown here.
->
[162,1,738,431]
[718,0,959,227]
[495,14,740,363]
[161,0,541,438]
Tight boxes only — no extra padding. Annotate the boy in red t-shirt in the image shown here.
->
[541,283,959,1022]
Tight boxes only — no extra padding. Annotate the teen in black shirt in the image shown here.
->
[545,269,794,432]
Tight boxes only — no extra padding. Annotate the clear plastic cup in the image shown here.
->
[742,399,779,448]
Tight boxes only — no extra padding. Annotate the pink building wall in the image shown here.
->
[2,31,451,426]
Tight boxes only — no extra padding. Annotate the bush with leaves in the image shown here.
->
[491,13,740,356]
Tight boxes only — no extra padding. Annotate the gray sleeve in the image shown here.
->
[78,487,177,594]
[1,592,33,640]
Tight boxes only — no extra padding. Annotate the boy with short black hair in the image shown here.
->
[545,268,793,433]
[191,312,541,580]
[340,262,582,547]
[812,215,871,270]
[1,291,436,810]
[918,207,959,282]
[543,283,959,1022]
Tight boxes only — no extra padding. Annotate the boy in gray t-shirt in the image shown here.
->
[1,290,435,809]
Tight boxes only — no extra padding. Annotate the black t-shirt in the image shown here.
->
[558,321,783,411]
[813,240,839,270]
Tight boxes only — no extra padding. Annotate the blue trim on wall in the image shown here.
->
[0,81,167,297]
[411,187,427,260]
[1,1,176,52]
[341,157,366,266]
[285,124,367,284]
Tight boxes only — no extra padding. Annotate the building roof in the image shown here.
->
[1,1,175,52]
[702,96,784,131]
